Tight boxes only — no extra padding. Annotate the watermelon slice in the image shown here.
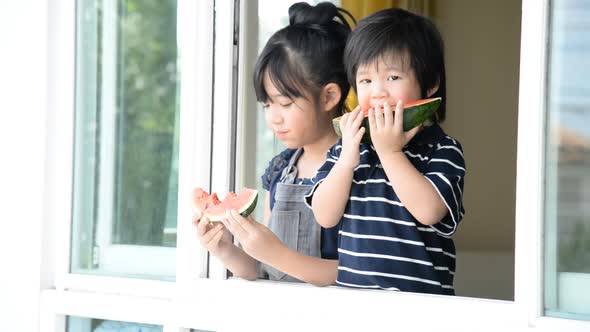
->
[192,187,258,222]
[333,97,442,144]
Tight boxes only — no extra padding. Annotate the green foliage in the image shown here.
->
[113,0,179,246]
[559,220,590,273]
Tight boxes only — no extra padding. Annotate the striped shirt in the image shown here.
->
[305,124,466,295]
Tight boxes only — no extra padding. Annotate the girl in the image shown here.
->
[306,8,466,295]
[194,2,355,286]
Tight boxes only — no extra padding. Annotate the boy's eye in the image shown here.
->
[387,76,400,81]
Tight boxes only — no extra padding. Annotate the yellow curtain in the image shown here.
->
[341,0,433,111]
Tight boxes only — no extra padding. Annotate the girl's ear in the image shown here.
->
[321,83,342,112]
[427,80,440,97]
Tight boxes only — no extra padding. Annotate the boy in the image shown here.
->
[305,8,465,295]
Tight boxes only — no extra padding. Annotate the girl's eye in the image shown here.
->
[280,102,293,108]
[387,76,400,81]
[262,103,270,109]
[358,78,371,84]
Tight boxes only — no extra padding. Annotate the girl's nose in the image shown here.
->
[267,106,283,124]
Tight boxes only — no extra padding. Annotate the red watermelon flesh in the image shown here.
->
[192,187,258,222]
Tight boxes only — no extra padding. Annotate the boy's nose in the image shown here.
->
[371,85,388,100]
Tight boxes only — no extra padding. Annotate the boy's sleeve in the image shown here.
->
[423,137,466,236]
[303,141,343,209]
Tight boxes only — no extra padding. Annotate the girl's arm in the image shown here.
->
[222,194,338,286]
[194,212,258,280]
[310,107,366,228]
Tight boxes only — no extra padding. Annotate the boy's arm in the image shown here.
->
[311,162,355,228]
[379,152,447,225]
[370,101,463,227]
[310,107,366,228]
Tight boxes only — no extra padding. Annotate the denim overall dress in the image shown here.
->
[258,148,322,282]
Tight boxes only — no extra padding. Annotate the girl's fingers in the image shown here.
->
[196,215,210,235]
[393,100,404,131]
[207,227,224,248]
[383,102,394,128]
[230,210,256,233]
[224,211,247,239]
[200,223,223,244]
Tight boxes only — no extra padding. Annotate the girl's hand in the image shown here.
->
[338,106,366,169]
[368,100,421,157]
[193,210,233,258]
[221,210,282,264]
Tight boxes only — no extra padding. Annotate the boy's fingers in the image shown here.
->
[354,127,366,144]
[407,124,422,140]
[374,104,383,129]
[353,108,365,128]
[394,100,404,131]
[368,108,376,131]
[341,113,349,127]
[383,102,393,128]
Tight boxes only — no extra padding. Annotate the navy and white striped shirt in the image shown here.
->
[305,124,465,295]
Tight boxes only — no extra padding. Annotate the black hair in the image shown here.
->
[253,2,355,116]
[344,8,447,122]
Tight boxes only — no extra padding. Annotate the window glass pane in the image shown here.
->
[67,317,162,332]
[544,0,590,321]
[71,0,179,279]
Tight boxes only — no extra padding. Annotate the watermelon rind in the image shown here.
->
[332,97,442,144]
[206,189,258,222]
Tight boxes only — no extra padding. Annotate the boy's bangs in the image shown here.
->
[356,29,411,73]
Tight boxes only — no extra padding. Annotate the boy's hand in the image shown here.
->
[193,210,233,258]
[221,210,282,264]
[368,101,421,157]
[338,106,366,169]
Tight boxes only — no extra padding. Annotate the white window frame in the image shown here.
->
[39,0,590,331]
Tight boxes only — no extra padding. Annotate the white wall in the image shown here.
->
[0,1,48,331]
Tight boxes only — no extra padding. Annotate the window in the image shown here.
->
[67,317,162,332]
[71,0,179,279]
[543,0,590,321]
[35,0,590,331]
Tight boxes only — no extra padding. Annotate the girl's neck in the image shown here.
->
[301,130,339,161]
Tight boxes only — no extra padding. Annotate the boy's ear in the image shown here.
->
[427,80,440,97]
[321,83,342,112]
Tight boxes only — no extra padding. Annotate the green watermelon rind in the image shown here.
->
[333,97,442,144]
[206,190,258,222]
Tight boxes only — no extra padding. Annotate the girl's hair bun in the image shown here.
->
[289,2,340,27]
